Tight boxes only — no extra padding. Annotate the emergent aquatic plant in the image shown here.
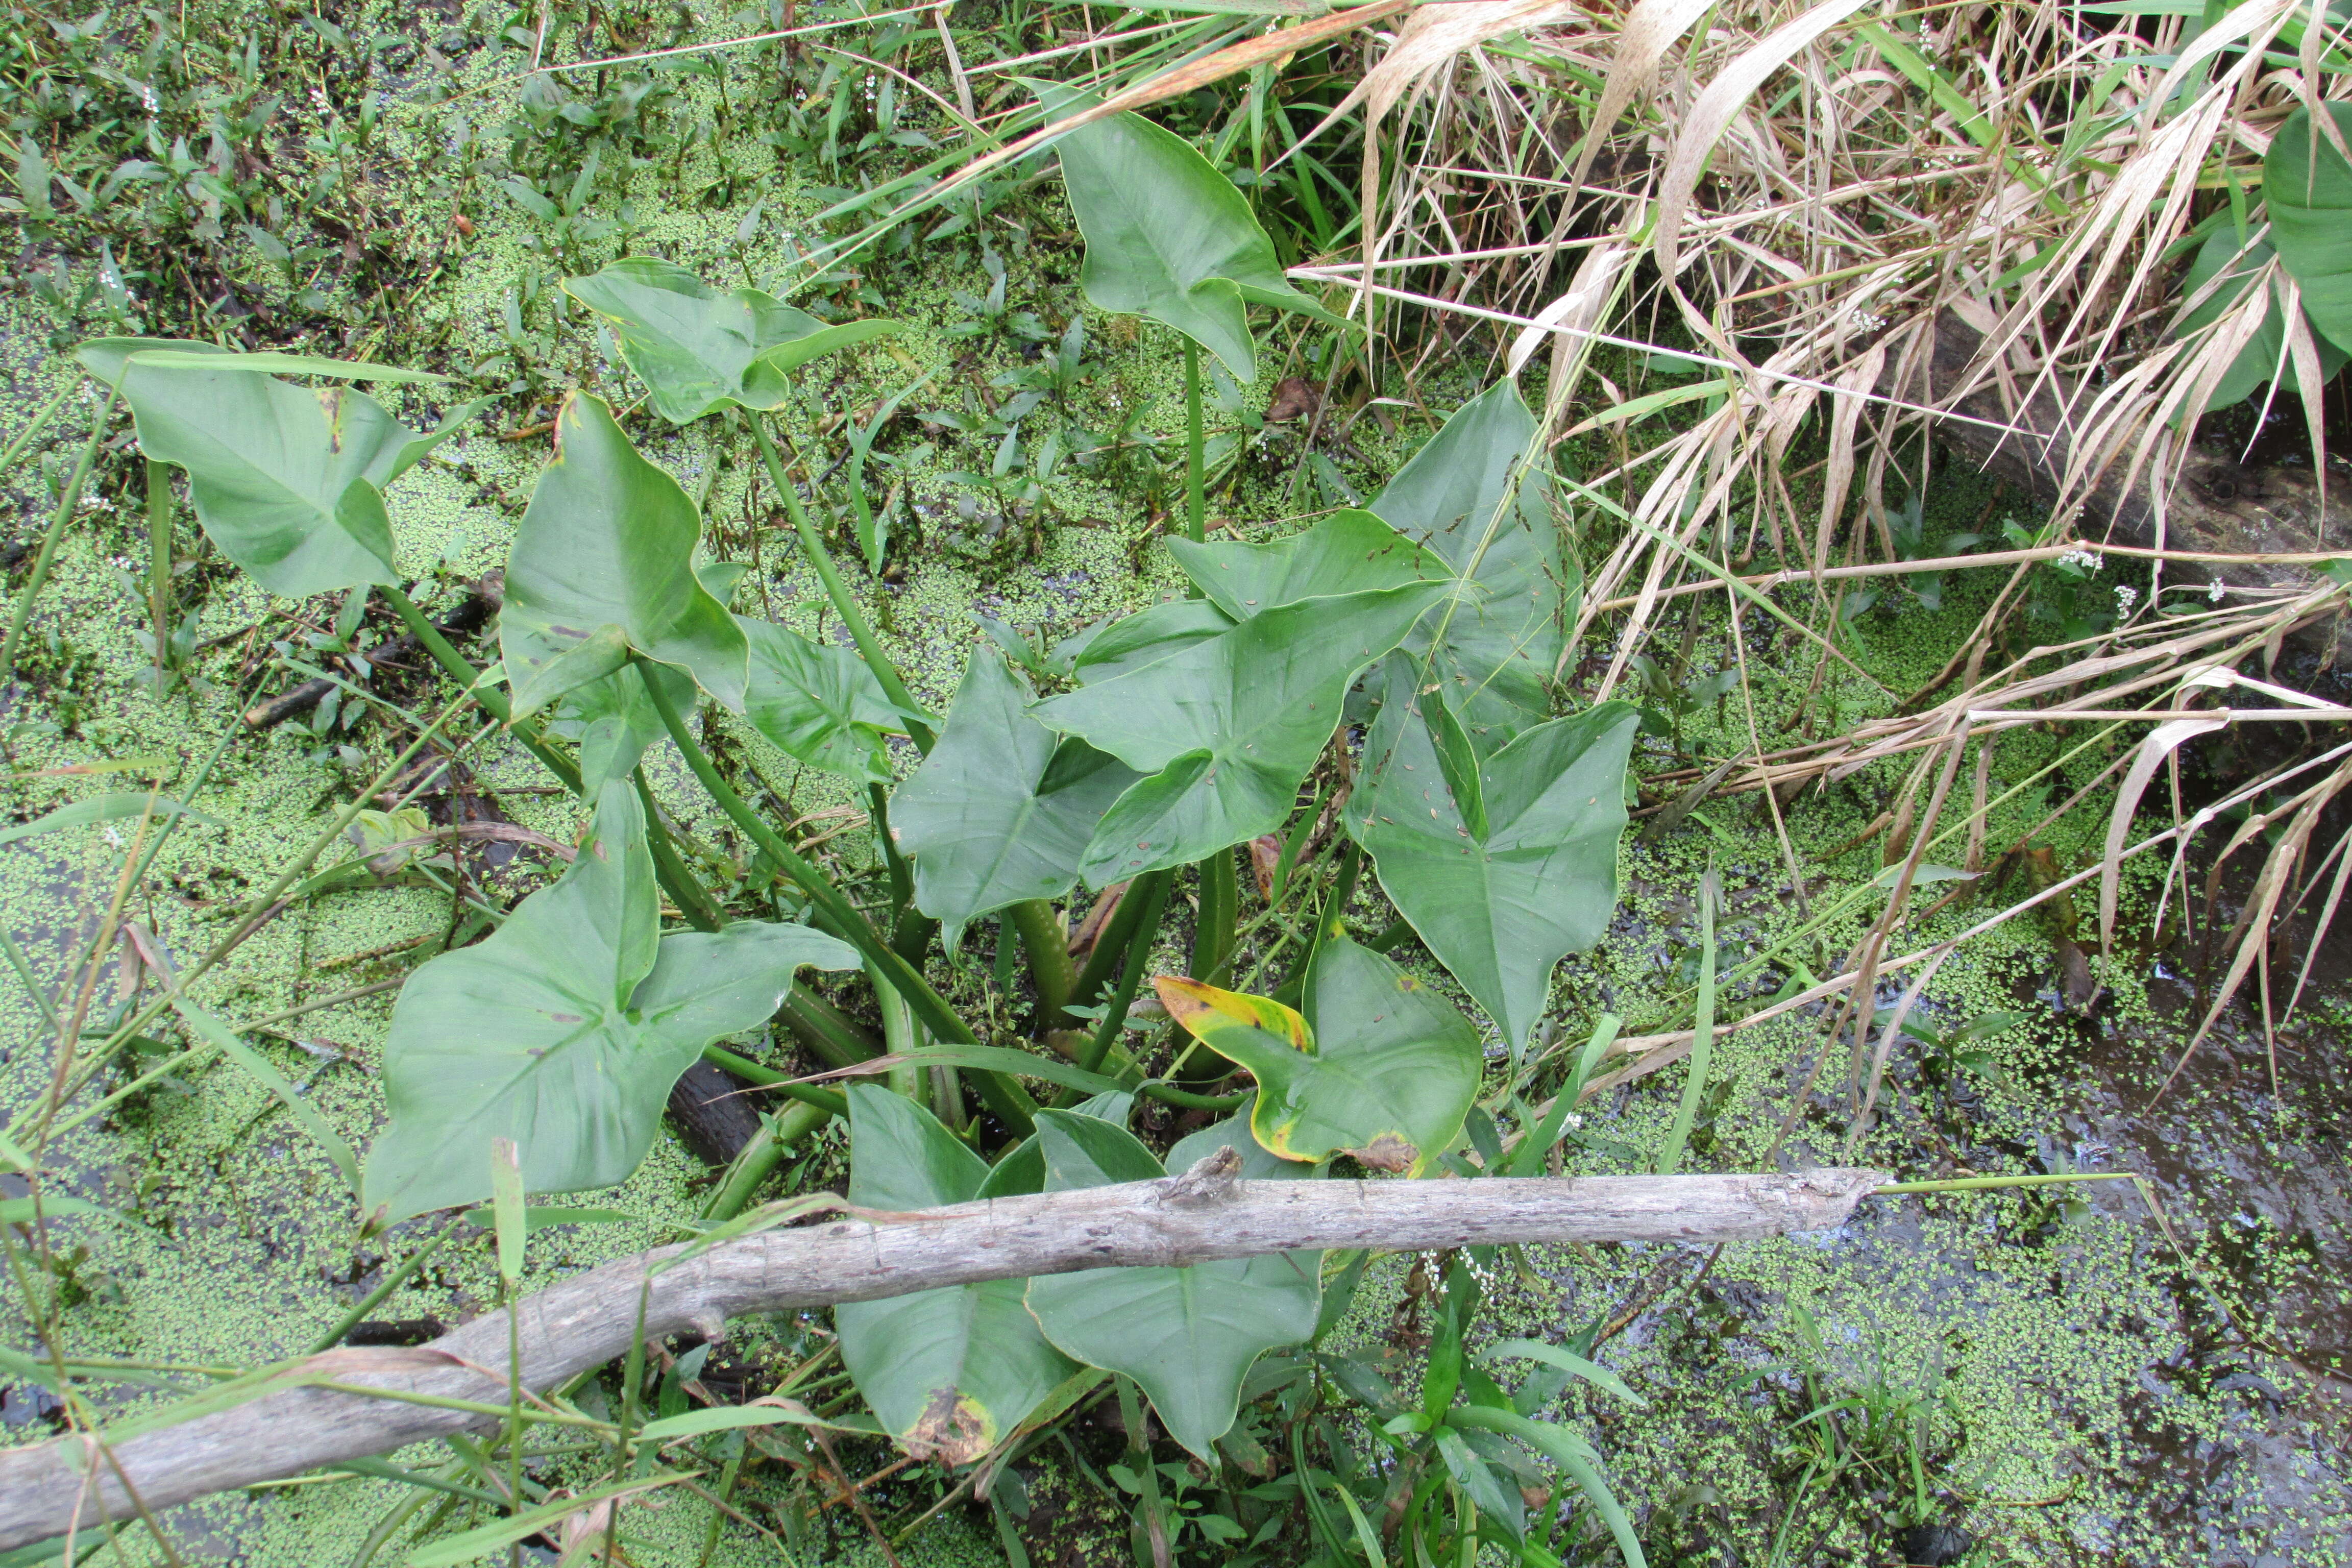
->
[72,250,1635,1503]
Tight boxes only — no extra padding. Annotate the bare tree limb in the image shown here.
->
[0,1164,1881,1549]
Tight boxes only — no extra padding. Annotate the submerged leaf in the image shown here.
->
[836,1087,1077,1462]
[500,393,748,716]
[361,783,857,1221]
[565,258,904,424]
[1348,664,1639,1056]
[893,649,1140,945]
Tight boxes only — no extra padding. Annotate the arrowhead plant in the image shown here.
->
[67,303,1636,1481]
[1043,86,1349,544]
[74,338,480,599]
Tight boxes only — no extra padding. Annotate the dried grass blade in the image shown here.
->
[2101,715,2230,958]
[1652,0,1879,278]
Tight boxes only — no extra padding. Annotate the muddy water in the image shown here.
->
[2074,978,2352,1568]
[1801,969,2351,1565]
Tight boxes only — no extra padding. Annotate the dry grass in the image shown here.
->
[1235,0,2352,1103]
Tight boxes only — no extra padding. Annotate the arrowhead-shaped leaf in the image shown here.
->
[1346,666,1638,1056]
[1367,381,1574,748]
[1065,598,1236,684]
[1044,90,1344,381]
[2266,105,2352,353]
[740,616,909,783]
[1023,1111,1320,1459]
[835,1087,1079,1463]
[361,783,858,1222]
[500,393,749,716]
[1156,935,1480,1174]
[564,258,905,424]
[1035,582,1449,885]
[72,339,475,598]
[893,649,1140,945]
[1169,508,1447,616]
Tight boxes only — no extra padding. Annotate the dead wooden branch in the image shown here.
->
[0,1165,1881,1550]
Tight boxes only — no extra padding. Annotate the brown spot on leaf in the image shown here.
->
[1349,1133,1417,1172]
[904,1387,992,1465]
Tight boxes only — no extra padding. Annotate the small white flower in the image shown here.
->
[2209,579,2227,602]
[2114,583,2139,617]
[2057,548,2104,573]
[138,82,159,115]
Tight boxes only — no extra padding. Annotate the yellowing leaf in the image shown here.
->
[1157,942,1480,1175]
[1154,975,1309,1051]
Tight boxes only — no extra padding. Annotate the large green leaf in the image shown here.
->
[1346,665,1639,1056]
[72,339,475,598]
[740,616,909,783]
[500,393,749,716]
[1168,509,1446,616]
[1156,936,1480,1174]
[1066,598,1236,684]
[835,1087,1079,1463]
[1023,1111,1320,1459]
[894,650,1139,945]
[1045,90,1344,381]
[1035,582,1449,884]
[2266,105,2352,353]
[2173,231,2348,412]
[971,1089,1137,1199]
[564,258,905,424]
[78,338,454,385]
[1367,381,1574,748]
[361,783,858,1221]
